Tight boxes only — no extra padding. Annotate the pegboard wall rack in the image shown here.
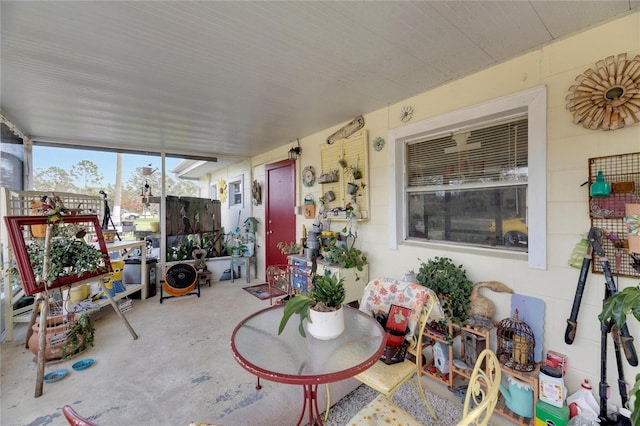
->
[588,152,639,278]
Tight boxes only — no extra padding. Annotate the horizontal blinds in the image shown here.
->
[407,118,528,188]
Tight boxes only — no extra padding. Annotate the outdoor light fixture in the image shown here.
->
[288,139,301,160]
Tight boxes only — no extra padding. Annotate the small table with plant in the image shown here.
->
[230,305,385,426]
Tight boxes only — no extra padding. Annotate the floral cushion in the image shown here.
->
[359,278,435,341]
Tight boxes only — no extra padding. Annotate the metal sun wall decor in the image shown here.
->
[218,179,228,203]
[566,53,640,131]
[400,106,414,122]
[373,136,385,152]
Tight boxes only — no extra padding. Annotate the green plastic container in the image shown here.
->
[535,400,569,426]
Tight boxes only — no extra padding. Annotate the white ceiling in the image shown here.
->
[2,1,639,163]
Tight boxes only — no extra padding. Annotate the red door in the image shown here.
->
[265,159,296,267]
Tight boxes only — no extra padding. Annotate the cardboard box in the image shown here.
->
[546,350,567,376]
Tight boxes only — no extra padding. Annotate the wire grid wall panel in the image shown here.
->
[588,152,640,278]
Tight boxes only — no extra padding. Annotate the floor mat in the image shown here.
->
[242,283,286,300]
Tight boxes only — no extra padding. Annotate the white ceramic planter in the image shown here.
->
[306,307,345,340]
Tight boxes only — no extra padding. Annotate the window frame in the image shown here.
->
[228,174,244,208]
[388,86,547,270]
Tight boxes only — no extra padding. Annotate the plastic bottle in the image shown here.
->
[590,170,611,198]
[539,366,567,408]
[568,238,589,268]
[566,379,599,420]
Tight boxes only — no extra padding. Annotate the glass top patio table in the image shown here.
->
[231,304,385,385]
[230,305,385,425]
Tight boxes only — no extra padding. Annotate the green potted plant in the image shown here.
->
[278,271,346,339]
[322,230,367,276]
[28,311,96,361]
[62,312,95,358]
[27,226,106,286]
[598,284,640,425]
[223,232,248,257]
[277,241,301,256]
[416,256,474,340]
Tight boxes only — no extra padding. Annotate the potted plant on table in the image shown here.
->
[416,256,474,342]
[598,284,640,425]
[278,271,346,340]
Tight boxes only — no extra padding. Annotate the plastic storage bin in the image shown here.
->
[124,257,158,298]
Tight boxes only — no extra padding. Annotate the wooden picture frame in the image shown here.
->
[4,214,112,296]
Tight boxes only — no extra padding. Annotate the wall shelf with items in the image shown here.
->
[319,130,370,221]
[588,152,639,278]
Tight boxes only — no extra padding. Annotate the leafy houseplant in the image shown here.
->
[416,257,474,339]
[222,230,249,257]
[277,241,301,255]
[278,271,346,338]
[322,230,367,276]
[27,225,105,286]
[598,284,640,424]
[62,312,95,358]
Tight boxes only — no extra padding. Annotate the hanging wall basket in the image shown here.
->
[566,53,640,131]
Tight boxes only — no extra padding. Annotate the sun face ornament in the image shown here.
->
[566,53,640,131]
[218,179,228,203]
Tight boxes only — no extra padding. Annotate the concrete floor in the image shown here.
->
[1,280,516,426]
[1,279,276,426]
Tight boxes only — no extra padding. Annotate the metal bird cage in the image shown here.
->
[496,309,535,372]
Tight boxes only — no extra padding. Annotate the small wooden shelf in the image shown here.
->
[420,359,451,387]
[420,320,490,390]
[494,363,540,426]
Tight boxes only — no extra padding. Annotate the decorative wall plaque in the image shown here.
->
[326,115,365,145]
[566,53,640,131]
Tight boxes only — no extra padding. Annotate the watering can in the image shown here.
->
[499,374,534,418]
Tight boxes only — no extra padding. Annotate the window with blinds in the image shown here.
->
[407,117,528,189]
[405,116,529,250]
